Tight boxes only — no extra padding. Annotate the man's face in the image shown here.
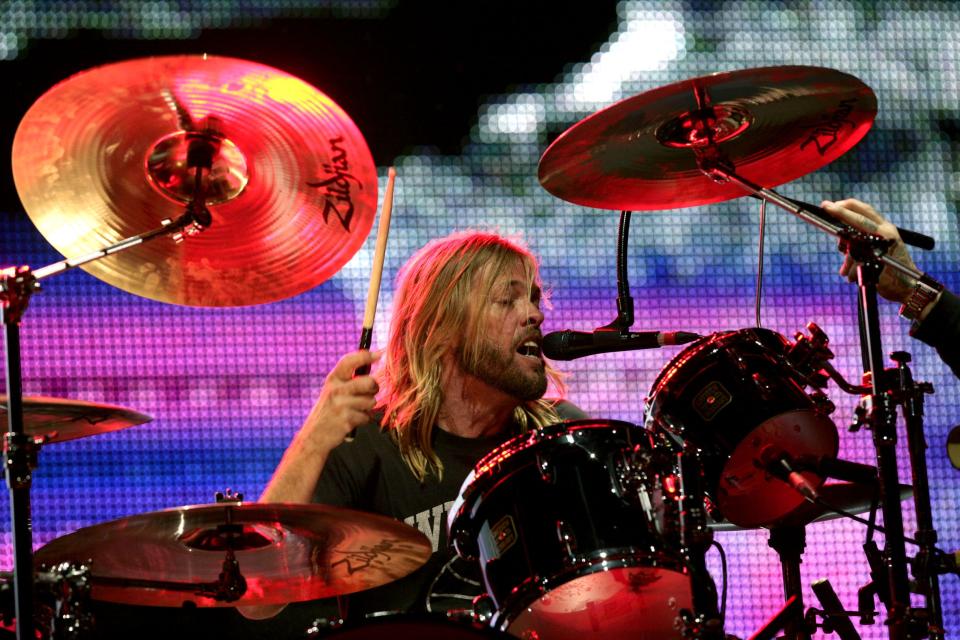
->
[458,261,547,401]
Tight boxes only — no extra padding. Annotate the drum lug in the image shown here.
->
[703,494,724,523]
[452,527,477,561]
[306,616,344,636]
[556,519,577,558]
[809,389,836,415]
[613,448,639,498]
[535,452,553,483]
[471,592,497,624]
[751,371,776,401]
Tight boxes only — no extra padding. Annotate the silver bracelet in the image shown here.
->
[899,276,944,322]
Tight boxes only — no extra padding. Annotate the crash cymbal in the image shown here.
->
[35,502,431,607]
[708,482,912,531]
[13,55,378,306]
[538,66,876,211]
[0,395,151,444]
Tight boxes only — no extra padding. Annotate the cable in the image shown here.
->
[711,539,728,623]
[755,197,767,328]
[810,496,919,546]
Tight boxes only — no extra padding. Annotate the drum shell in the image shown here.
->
[449,420,690,636]
[647,328,839,527]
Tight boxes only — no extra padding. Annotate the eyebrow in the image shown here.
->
[502,280,541,300]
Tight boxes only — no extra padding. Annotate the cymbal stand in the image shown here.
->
[675,447,725,640]
[695,150,942,640]
[0,138,215,640]
[890,351,943,639]
[767,526,812,640]
[2,269,40,640]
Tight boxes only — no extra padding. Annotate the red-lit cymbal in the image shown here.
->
[0,395,151,443]
[538,66,876,211]
[35,502,431,607]
[12,55,378,306]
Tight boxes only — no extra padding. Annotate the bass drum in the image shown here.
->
[646,327,839,528]
[448,419,692,640]
[307,611,512,638]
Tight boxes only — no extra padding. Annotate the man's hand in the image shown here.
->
[258,349,381,506]
[303,349,381,452]
[821,198,919,304]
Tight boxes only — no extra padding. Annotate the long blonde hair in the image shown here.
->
[377,231,565,482]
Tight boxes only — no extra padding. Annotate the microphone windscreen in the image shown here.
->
[541,331,570,360]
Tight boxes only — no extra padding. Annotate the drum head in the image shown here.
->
[646,328,839,528]
[505,567,692,639]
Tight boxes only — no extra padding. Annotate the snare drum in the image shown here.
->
[646,328,839,528]
[448,419,692,639]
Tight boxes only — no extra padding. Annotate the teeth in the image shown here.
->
[518,341,541,357]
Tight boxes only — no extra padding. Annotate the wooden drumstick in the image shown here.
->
[355,166,396,377]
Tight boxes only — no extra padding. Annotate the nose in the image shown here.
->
[526,301,544,327]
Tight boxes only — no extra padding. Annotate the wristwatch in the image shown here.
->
[899,276,944,322]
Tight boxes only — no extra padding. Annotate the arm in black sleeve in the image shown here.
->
[910,288,960,379]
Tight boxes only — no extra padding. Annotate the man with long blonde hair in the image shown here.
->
[260,230,585,614]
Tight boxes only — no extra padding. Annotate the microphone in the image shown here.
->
[541,329,701,361]
[794,455,878,486]
[757,447,818,502]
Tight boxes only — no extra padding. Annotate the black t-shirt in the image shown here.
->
[312,400,588,616]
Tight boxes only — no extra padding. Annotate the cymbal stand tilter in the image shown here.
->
[0,134,217,640]
[690,120,945,640]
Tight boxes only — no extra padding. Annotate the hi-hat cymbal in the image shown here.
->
[0,395,151,443]
[35,502,431,607]
[709,482,911,531]
[13,55,378,307]
[538,66,876,211]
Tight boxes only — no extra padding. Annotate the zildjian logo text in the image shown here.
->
[307,136,362,232]
[799,98,858,156]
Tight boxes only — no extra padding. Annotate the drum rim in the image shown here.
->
[646,326,791,400]
[448,419,648,558]
[311,610,514,636]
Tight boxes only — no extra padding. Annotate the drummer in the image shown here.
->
[823,198,960,376]
[257,230,586,616]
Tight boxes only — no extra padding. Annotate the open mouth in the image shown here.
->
[516,340,542,358]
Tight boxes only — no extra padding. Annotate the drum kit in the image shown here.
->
[0,57,954,640]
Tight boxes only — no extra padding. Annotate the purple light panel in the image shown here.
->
[1,2,959,637]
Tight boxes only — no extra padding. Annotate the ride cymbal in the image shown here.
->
[13,55,378,306]
[0,395,151,443]
[538,66,876,211]
[35,502,431,607]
